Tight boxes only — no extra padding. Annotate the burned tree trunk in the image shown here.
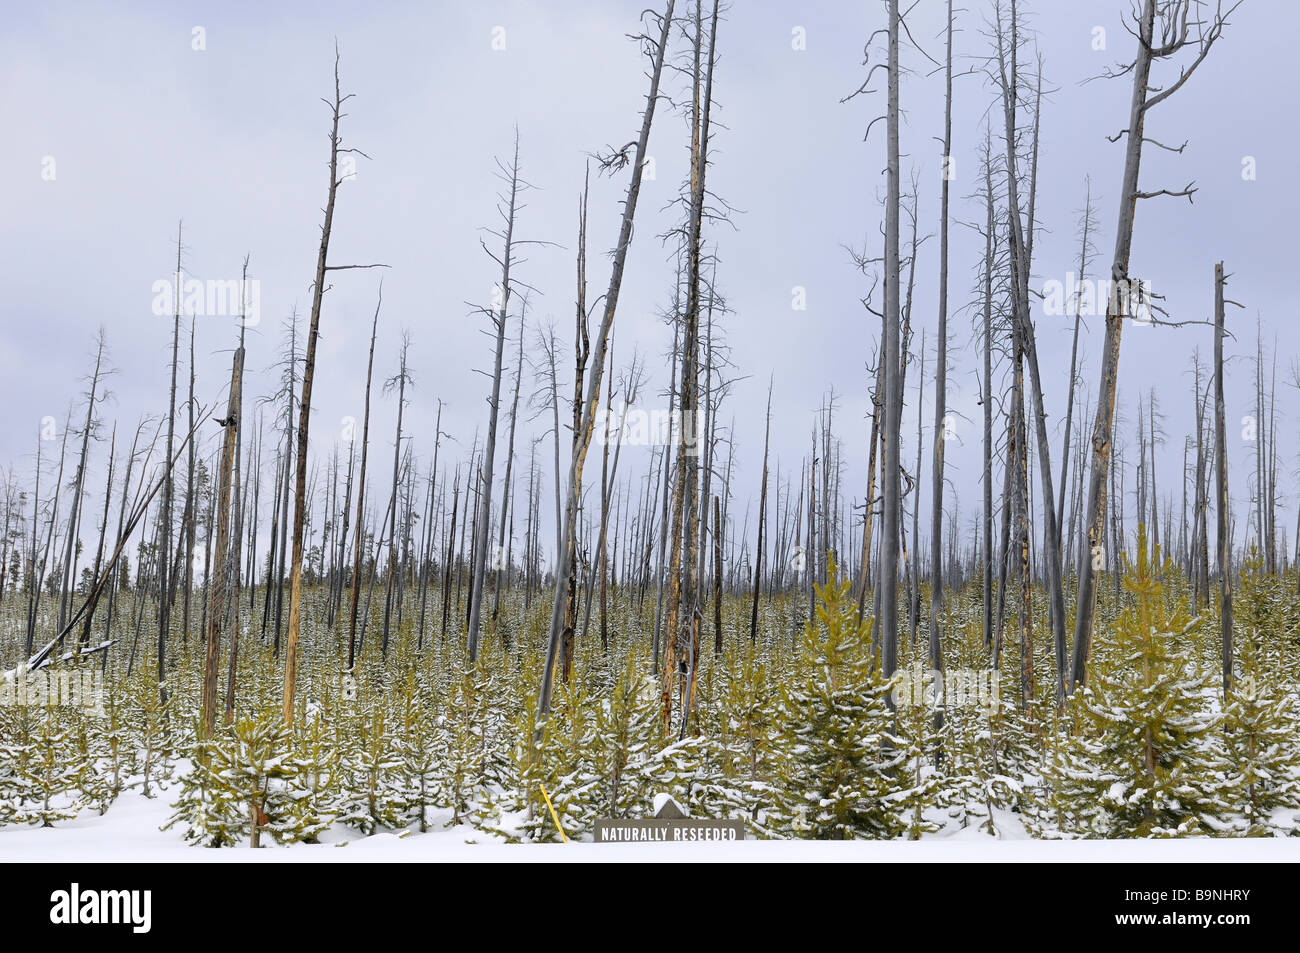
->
[1215,261,1232,695]
[348,290,381,670]
[928,0,954,682]
[202,348,243,738]
[1071,0,1240,690]
[538,0,675,724]
[283,46,385,725]
[750,380,772,644]
[467,134,527,664]
[380,334,412,660]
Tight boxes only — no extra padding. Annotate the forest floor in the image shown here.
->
[6,553,1300,854]
[5,776,1296,861]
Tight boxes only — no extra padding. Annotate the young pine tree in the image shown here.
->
[1223,551,1300,835]
[775,555,907,840]
[336,705,405,836]
[164,728,246,847]
[279,707,341,843]
[710,643,785,836]
[1044,527,1234,837]
[591,652,662,819]
[217,710,297,848]
[12,711,83,827]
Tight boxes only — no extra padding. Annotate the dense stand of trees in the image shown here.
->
[3,0,1266,750]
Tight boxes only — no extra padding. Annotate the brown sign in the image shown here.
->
[593,819,746,842]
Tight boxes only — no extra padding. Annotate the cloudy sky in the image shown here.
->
[2,0,1294,569]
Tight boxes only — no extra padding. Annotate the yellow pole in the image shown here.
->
[539,784,568,843]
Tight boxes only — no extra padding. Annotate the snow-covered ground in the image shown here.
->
[3,787,1296,861]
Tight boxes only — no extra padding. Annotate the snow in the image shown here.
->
[651,792,682,817]
[4,787,1297,862]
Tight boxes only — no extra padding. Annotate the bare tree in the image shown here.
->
[843,0,904,686]
[468,132,543,663]
[1056,179,1098,546]
[1071,0,1242,691]
[928,0,954,686]
[348,289,382,669]
[538,0,676,724]
[1215,260,1243,694]
[663,0,720,732]
[157,224,183,703]
[750,378,772,643]
[491,300,528,634]
[59,331,110,634]
[380,333,413,659]
[202,348,243,738]
[282,44,387,726]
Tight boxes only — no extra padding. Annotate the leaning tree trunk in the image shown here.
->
[538,0,675,725]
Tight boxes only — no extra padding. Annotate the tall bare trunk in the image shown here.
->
[1071,0,1239,689]
[1215,261,1232,695]
[538,0,675,724]
[203,348,243,738]
[284,47,385,725]
[467,133,524,663]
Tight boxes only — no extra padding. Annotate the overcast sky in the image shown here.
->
[2,0,1295,569]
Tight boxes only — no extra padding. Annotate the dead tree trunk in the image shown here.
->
[225,256,252,723]
[712,495,724,653]
[381,333,412,660]
[560,176,592,683]
[928,0,953,680]
[492,306,527,633]
[1057,179,1096,549]
[347,290,381,669]
[284,46,385,725]
[1215,261,1233,695]
[750,380,772,643]
[467,133,527,664]
[538,0,675,724]
[981,144,996,651]
[60,331,108,635]
[878,0,903,686]
[663,0,719,732]
[78,424,115,647]
[1071,0,1240,690]
[181,317,197,645]
[157,225,182,703]
[202,348,243,738]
